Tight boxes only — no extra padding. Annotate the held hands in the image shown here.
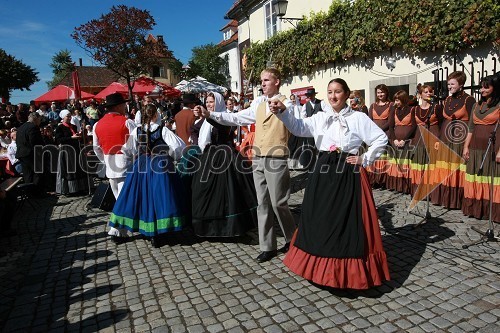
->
[268,98,286,114]
[393,139,405,148]
[195,105,211,118]
[346,155,363,165]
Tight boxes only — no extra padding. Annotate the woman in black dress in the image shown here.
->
[54,109,88,195]
[190,92,257,237]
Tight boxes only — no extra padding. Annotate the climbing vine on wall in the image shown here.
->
[244,0,500,82]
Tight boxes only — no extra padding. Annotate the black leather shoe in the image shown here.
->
[150,236,160,248]
[256,250,277,263]
[111,236,125,244]
[280,242,291,253]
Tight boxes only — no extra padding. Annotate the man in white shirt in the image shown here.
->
[201,68,296,263]
[300,88,323,118]
[93,93,136,244]
[225,98,236,113]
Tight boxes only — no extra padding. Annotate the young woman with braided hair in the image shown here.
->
[109,104,187,247]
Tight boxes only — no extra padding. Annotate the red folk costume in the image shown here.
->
[462,102,500,221]
[93,113,133,180]
[366,102,392,187]
[386,105,416,194]
[431,92,475,209]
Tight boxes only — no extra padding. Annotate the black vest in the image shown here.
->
[305,99,323,117]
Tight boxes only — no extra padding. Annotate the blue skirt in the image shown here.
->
[109,154,185,236]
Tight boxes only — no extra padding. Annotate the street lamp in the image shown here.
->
[273,0,303,28]
[385,48,396,71]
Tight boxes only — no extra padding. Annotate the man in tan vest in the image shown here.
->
[201,68,296,263]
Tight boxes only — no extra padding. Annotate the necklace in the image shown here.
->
[444,92,465,116]
[418,106,430,119]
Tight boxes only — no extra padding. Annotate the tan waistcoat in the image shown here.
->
[254,95,290,157]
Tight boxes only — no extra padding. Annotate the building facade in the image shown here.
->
[225,0,498,104]
[219,20,241,93]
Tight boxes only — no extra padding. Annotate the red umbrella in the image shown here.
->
[93,82,128,101]
[34,85,94,104]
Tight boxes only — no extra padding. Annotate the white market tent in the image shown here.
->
[176,77,227,93]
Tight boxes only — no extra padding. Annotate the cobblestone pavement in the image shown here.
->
[1,171,499,333]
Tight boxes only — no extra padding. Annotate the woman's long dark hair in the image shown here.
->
[479,74,500,108]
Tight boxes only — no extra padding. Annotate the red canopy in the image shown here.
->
[34,85,94,104]
[93,82,128,101]
[93,78,181,101]
[131,77,181,97]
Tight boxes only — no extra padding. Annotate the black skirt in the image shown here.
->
[295,151,365,258]
[284,151,390,289]
[191,145,257,237]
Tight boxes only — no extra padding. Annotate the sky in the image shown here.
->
[0,0,236,104]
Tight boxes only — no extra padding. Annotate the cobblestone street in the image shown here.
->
[1,171,499,333]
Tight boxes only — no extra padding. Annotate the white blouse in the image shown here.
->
[125,123,185,161]
[276,104,388,167]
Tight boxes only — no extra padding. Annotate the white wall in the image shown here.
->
[220,47,241,93]
[238,0,331,43]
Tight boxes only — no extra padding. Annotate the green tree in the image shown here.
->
[168,57,184,79]
[0,48,39,102]
[72,5,171,98]
[187,43,228,86]
[47,49,75,89]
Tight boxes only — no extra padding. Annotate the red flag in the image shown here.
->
[72,70,81,100]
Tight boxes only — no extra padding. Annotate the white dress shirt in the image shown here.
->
[209,94,293,125]
[276,104,388,167]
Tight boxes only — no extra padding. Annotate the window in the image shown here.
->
[264,1,278,39]
[223,30,232,41]
[152,66,165,78]
[152,66,160,77]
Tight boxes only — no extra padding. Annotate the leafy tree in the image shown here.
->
[71,5,171,98]
[47,49,75,89]
[0,48,39,102]
[167,57,184,80]
[187,44,229,86]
